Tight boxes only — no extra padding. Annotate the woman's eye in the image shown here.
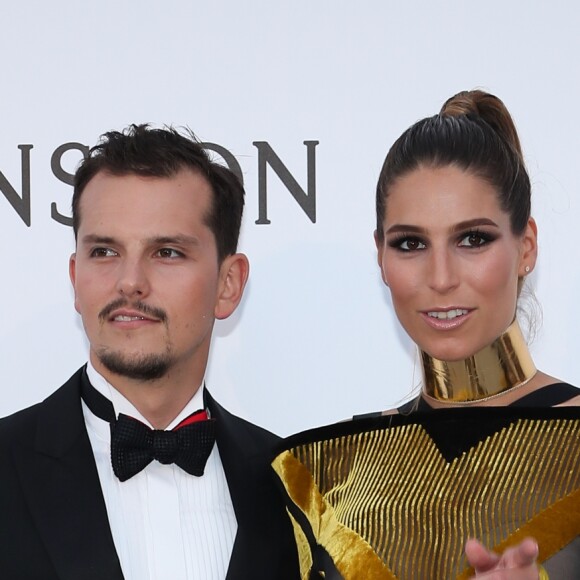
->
[399,238,426,251]
[458,232,490,247]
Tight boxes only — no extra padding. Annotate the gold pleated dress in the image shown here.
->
[272,402,580,579]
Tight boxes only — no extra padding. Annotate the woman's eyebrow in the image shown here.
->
[451,218,499,232]
[385,224,426,235]
[385,218,499,236]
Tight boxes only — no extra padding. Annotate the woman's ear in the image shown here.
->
[374,230,389,287]
[518,218,538,277]
[214,253,250,320]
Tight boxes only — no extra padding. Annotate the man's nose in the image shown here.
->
[116,258,151,298]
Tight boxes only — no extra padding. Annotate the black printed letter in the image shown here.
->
[50,142,89,226]
[0,145,33,226]
[253,140,318,225]
[200,142,244,185]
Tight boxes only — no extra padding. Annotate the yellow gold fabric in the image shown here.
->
[456,487,580,579]
[273,452,396,580]
[273,414,580,579]
[421,319,537,403]
[287,508,314,578]
[538,565,550,580]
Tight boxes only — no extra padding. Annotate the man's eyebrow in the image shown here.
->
[79,234,201,246]
[147,235,201,246]
[80,234,117,245]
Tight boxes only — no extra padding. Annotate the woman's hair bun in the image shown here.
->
[440,90,523,159]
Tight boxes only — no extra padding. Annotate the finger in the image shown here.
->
[469,570,538,580]
[468,567,539,580]
[465,538,500,573]
[495,538,539,570]
[506,538,539,568]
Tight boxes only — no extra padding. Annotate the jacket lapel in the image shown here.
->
[205,389,295,580]
[12,368,124,580]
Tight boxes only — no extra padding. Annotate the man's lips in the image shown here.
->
[109,309,159,323]
[99,299,167,323]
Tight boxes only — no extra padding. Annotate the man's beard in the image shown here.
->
[96,298,172,381]
[97,348,173,381]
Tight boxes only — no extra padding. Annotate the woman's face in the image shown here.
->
[376,165,537,362]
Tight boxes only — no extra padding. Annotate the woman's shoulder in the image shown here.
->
[557,394,580,406]
[356,378,580,416]
[352,397,424,419]
[512,377,580,407]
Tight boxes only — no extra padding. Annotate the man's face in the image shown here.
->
[70,168,232,383]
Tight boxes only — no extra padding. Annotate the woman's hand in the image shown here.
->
[465,537,543,579]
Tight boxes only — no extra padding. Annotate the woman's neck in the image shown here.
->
[420,320,538,406]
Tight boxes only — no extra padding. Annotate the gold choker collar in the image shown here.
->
[420,320,537,404]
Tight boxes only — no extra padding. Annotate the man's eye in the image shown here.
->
[157,248,183,258]
[90,248,117,257]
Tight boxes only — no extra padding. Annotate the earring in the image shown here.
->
[525,266,530,274]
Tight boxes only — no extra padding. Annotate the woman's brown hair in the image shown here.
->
[376,90,530,241]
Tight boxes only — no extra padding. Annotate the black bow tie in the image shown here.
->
[80,370,216,482]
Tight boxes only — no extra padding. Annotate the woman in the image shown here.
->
[272,90,580,579]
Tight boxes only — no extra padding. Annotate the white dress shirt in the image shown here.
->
[82,363,237,580]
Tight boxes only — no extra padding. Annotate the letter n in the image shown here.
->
[253,141,319,224]
[0,145,33,226]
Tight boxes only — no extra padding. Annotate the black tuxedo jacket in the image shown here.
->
[0,368,299,579]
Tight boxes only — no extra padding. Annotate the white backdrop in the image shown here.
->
[1,1,579,435]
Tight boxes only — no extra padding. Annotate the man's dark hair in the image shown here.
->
[73,124,244,262]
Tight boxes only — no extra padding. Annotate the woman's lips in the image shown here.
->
[420,308,473,330]
[426,308,469,320]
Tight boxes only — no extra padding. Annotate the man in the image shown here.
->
[0,125,298,579]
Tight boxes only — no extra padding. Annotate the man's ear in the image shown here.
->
[518,217,538,277]
[69,253,81,314]
[215,253,250,320]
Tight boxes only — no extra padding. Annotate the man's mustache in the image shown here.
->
[98,298,168,323]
